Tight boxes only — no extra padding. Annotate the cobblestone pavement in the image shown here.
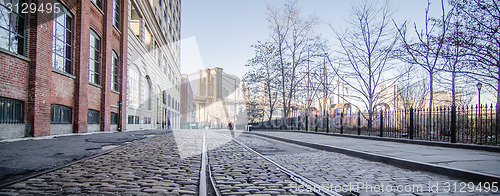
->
[207,134,300,196]
[233,132,500,196]
[0,132,201,195]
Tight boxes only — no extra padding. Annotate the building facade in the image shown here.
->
[180,74,195,128]
[191,67,247,129]
[126,0,181,130]
[0,0,128,139]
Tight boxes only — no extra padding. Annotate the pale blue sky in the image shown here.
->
[180,1,446,78]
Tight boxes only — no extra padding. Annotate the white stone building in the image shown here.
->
[126,0,181,130]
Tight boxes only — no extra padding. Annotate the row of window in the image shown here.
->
[127,115,154,125]
[50,104,116,125]
[0,0,121,91]
[90,0,120,29]
[87,28,120,91]
[1,97,178,127]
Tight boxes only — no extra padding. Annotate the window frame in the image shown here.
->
[0,97,24,124]
[87,109,100,124]
[0,0,26,56]
[88,29,101,84]
[111,51,119,91]
[90,0,102,10]
[50,104,72,124]
[52,1,73,74]
[110,112,118,125]
[112,0,120,29]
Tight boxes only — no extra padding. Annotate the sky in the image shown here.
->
[180,0,449,78]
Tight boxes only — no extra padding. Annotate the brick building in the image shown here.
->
[0,0,128,139]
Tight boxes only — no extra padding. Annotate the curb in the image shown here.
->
[253,130,500,153]
[249,132,500,183]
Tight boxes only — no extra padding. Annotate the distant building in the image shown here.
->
[126,0,181,130]
[180,74,196,128]
[190,67,247,129]
[0,0,128,139]
[420,91,462,109]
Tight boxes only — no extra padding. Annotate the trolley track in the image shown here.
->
[203,131,345,196]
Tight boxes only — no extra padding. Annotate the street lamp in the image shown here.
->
[476,82,482,107]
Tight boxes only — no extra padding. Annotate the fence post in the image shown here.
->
[409,107,414,140]
[326,112,329,133]
[306,115,308,132]
[315,115,318,132]
[357,111,361,135]
[298,116,301,130]
[380,110,384,137]
[340,112,344,134]
[451,105,457,143]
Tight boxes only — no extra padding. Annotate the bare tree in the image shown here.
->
[448,0,500,131]
[266,1,320,118]
[395,0,452,137]
[397,63,428,110]
[328,0,399,132]
[244,42,280,121]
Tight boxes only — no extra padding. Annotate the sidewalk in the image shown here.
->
[250,131,500,182]
[0,129,168,185]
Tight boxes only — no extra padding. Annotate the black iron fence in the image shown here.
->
[249,104,499,146]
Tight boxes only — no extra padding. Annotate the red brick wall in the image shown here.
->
[0,52,30,124]
[0,0,128,138]
[0,53,29,101]
[50,73,75,107]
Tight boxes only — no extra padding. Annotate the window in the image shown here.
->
[111,112,118,125]
[130,3,141,38]
[50,104,72,124]
[91,0,102,9]
[88,109,99,124]
[89,30,100,84]
[0,0,26,55]
[52,1,73,74]
[168,94,171,107]
[127,65,139,107]
[134,116,139,124]
[143,117,151,124]
[111,51,119,91]
[112,0,120,29]
[0,97,23,124]
[162,90,167,104]
[144,27,151,51]
[127,115,134,124]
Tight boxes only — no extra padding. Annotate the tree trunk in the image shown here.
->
[496,65,500,144]
[428,70,434,139]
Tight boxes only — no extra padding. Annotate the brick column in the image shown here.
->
[26,4,53,137]
[100,0,112,132]
[73,0,90,133]
[119,0,129,131]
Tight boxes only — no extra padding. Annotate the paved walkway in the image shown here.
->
[251,131,500,180]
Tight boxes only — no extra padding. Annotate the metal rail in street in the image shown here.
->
[221,134,343,196]
[199,132,221,196]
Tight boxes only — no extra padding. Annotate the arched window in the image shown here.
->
[127,65,140,108]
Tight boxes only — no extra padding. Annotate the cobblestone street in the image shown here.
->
[233,132,499,196]
[0,129,498,196]
[208,139,298,195]
[0,132,201,195]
